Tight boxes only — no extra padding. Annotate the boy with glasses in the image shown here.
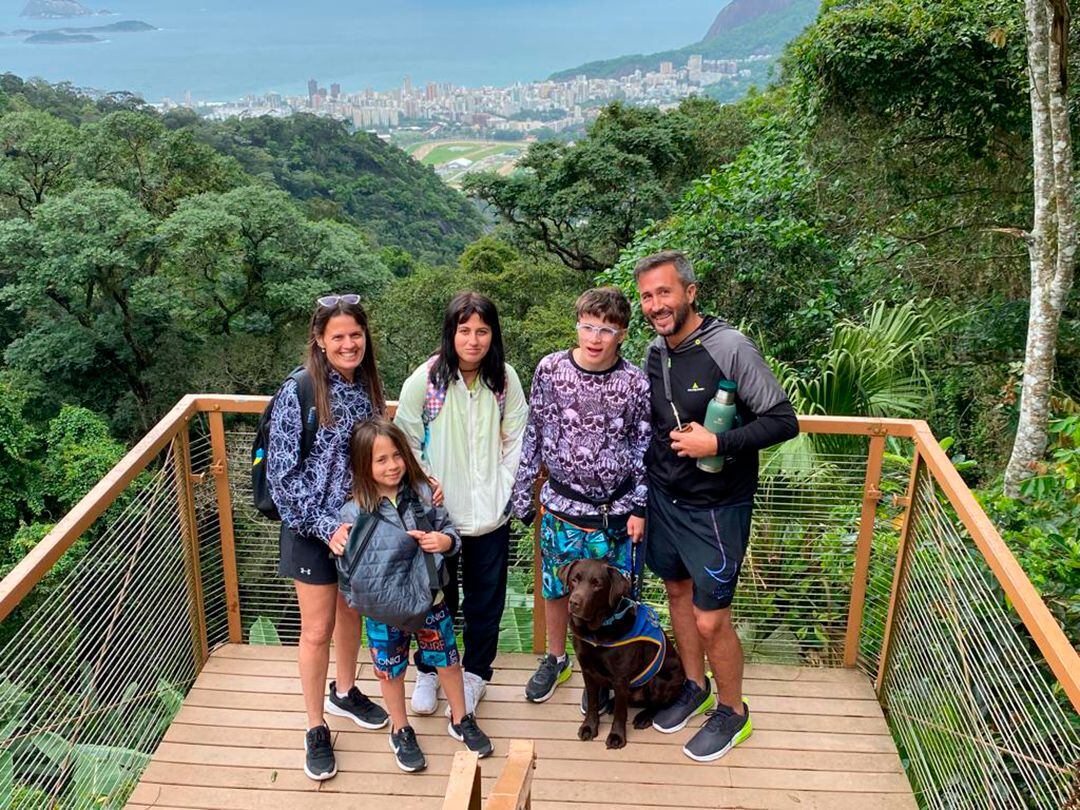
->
[511,287,651,710]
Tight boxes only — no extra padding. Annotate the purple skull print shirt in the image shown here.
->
[511,350,651,524]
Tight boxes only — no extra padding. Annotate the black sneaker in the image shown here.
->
[304,723,337,781]
[683,702,752,762]
[579,687,614,717]
[651,678,716,734]
[524,654,572,702]
[448,713,494,758]
[389,725,427,772]
[325,680,389,729]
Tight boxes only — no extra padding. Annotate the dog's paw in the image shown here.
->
[578,721,598,741]
[632,710,654,730]
[605,730,626,750]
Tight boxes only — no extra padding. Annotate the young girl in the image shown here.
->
[340,418,494,773]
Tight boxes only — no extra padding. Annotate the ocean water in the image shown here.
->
[0,0,717,102]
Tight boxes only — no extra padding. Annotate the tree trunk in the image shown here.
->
[1005,0,1077,497]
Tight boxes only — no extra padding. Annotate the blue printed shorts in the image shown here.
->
[540,511,632,600]
[365,601,460,680]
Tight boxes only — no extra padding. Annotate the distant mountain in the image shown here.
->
[705,0,802,39]
[21,0,102,18]
[550,0,819,82]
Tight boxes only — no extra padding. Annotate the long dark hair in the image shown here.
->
[304,300,386,426]
[349,418,431,512]
[431,291,506,395]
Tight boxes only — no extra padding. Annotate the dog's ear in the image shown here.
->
[558,559,580,592]
[608,566,631,610]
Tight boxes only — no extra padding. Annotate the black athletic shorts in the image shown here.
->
[278,524,338,585]
[645,486,752,611]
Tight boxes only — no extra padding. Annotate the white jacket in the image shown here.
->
[394,362,528,537]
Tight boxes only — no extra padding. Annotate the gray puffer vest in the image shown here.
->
[337,481,460,631]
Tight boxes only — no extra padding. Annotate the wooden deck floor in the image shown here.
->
[126,645,917,810]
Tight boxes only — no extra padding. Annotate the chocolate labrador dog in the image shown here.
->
[562,558,686,749]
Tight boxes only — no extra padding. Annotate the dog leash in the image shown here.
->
[631,534,646,602]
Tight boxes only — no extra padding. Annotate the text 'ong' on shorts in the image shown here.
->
[278,524,338,585]
[644,488,752,611]
[539,511,632,600]
[366,601,460,680]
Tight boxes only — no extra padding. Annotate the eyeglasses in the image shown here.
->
[576,322,624,340]
[316,294,360,308]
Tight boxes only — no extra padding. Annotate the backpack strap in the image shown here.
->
[404,490,443,591]
[288,367,319,462]
[421,355,508,432]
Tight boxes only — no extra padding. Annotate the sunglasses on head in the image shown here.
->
[316,294,360,308]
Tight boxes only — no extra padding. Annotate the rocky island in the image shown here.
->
[21,19,156,45]
[20,0,105,18]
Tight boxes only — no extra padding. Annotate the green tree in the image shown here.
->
[0,110,79,217]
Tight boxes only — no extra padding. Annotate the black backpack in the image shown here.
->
[251,367,318,520]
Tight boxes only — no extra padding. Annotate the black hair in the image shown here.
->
[431,291,507,395]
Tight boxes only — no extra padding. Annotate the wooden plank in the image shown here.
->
[0,396,199,621]
[485,739,534,810]
[795,416,916,438]
[149,739,904,776]
[443,750,481,810]
[843,434,885,667]
[171,704,892,737]
[913,423,1080,711]
[187,672,879,701]
[199,651,871,685]
[208,409,243,643]
[163,721,900,757]
[192,395,398,419]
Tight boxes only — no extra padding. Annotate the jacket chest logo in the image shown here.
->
[686,381,705,393]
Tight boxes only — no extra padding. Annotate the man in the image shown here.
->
[510,287,650,709]
[634,250,798,762]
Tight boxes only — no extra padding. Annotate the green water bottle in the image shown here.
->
[697,380,738,473]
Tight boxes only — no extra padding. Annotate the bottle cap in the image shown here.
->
[718,380,737,392]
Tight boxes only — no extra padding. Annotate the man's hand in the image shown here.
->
[407,529,452,553]
[329,523,351,556]
[669,422,718,459]
[627,515,645,544]
[429,476,444,507]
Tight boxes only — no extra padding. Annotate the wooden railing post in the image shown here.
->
[842,433,886,668]
[442,750,481,810]
[208,409,243,643]
[875,449,921,697]
[485,739,536,810]
[173,421,209,665]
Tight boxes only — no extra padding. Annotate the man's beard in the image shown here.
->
[649,301,692,336]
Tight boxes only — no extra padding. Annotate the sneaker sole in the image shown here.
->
[388,735,427,772]
[682,718,753,762]
[303,762,338,781]
[525,663,573,703]
[652,692,717,734]
[324,697,389,730]
[447,722,493,758]
[411,701,439,716]
[579,697,613,716]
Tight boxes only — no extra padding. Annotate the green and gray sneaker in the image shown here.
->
[683,702,752,762]
[524,654,572,702]
[651,678,716,733]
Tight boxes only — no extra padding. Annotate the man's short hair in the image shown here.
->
[575,286,631,329]
[633,250,696,287]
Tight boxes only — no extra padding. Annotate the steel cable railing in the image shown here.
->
[879,464,1080,808]
[0,434,214,809]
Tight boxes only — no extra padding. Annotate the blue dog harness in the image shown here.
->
[577,602,667,689]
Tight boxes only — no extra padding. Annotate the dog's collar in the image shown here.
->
[601,597,636,627]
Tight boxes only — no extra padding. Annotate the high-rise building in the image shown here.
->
[660,61,674,75]
[403,75,412,93]
[425,82,437,101]
[688,55,703,74]
[330,83,341,99]
[307,79,318,100]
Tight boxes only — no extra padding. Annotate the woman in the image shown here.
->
[267,294,389,782]
[393,292,528,718]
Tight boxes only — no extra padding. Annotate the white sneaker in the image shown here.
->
[411,671,439,716]
[445,672,488,717]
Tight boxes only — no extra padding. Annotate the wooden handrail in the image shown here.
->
[0,396,200,622]
[911,422,1080,710]
[842,433,886,667]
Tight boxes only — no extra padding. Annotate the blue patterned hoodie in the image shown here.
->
[267,369,375,543]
